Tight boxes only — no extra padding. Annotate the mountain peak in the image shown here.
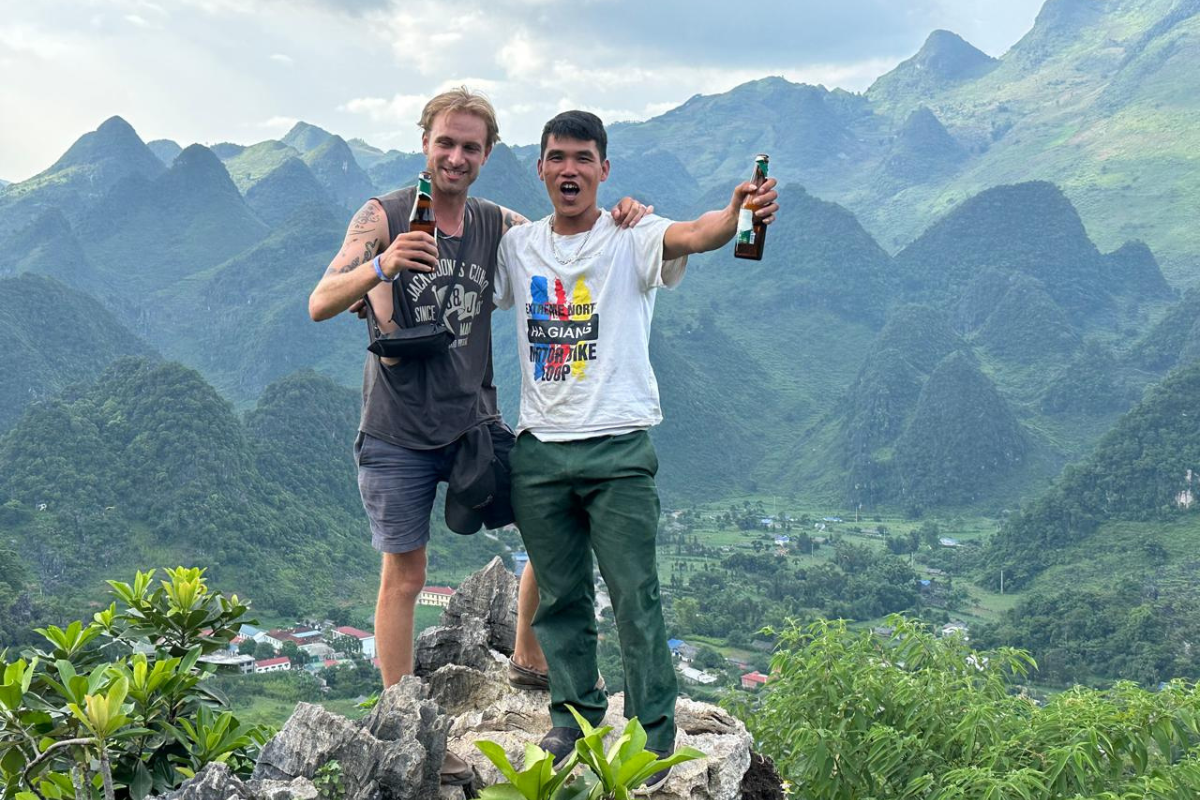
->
[154,144,246,211]
[282,121,334,154]
[894,180,1108,314]
[917,30,997,75]
[171,143,231,177]
[867,29,997,111]
[883,106,968,184]
[96,115,137,137]
[302,135,375,210]
[245,157,336,227]
[899,106,960,145]
[1009,0,1106,68]
[896,349,1027,507]
[45,115,163,179]
[147,139,182,166]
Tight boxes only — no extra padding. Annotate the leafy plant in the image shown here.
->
[565,707,703,800]
[475,741,588,800]
[0,567,272,800]
[736,614,1200,800]
[313,760,345,800]
[475,710,703,800]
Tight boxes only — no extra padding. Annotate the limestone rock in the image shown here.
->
[439,555,518,653]
[251,678,446,800]
[362,675,449,797]
[414,614,493,676]
[429,660,753,800]
[162,762,250,800]
[245,777,320,800]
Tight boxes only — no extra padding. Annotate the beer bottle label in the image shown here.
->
[417,175,432,198]
[755,158,769,179]
[736,208,755,244]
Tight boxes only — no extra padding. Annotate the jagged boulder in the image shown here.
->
[414,556,518,675]
[162,762,252,800]
[438,556,520,652]
[251,677,446,800]
[414,613,493,676]
[429,659,753,800]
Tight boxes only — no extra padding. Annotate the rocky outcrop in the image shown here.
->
[428,659,753,800]
[251,676,447,800]
[414,557,519,675]
[163,557,774,800]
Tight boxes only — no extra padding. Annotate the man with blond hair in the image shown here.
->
[309,88,646,786]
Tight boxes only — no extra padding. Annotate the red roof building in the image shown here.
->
[417,586,456,607]
[255,656,292,673]
[334,626,374,640]
[741,671,770,690]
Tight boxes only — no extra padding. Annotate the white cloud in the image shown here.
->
[0,0,1043,181]
[0,24,75,58]
[254,115,299,130]
[341,94,428,126]
[497,32,546,80]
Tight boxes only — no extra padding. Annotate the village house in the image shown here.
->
[741,671,770,690]
[254,656,291,674]
[331,625,377,659]
[300,642,335,663]
[199,652,255,675]
[679,665,719,685]
[667,639,699,662]
[418,586,455,607]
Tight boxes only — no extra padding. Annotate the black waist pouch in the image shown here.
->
[366,323,454,360]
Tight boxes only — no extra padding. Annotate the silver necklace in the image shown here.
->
[549,214,597,266]
[436,209,466,239]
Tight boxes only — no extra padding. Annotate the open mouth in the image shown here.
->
[560,181,580,200]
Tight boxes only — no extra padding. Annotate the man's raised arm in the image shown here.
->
[662,177,778,262]
[308,199,439,322]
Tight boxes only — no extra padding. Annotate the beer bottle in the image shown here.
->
[410,171,436,236]
[734,154,770,260]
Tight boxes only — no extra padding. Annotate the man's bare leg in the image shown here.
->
[375,547,426,686]
[512,564,548,672]
[375,546,473,783]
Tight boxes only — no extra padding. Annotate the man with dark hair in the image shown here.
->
[309,91,648,786]
[495,110,778,794]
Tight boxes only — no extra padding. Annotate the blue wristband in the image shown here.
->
[373,255,395,283]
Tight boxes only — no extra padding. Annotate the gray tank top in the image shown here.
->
[360,187,503,449]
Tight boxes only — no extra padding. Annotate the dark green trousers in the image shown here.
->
[510,430,677,752]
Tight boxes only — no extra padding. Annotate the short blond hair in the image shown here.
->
[418,87,500,149]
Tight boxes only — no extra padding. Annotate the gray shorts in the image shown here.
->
[354,432,456,554]
[354,422,514,553]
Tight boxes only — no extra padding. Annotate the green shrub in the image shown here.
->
[0,567,272,800]
[736,615,1200,799]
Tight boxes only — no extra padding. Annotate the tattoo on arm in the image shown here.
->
[324,239,379,276]
[502,209,530,233]
[345,201,382,240]
[352,202,381,228]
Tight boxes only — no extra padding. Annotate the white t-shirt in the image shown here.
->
[495,211,687,442]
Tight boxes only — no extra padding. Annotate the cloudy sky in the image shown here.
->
[0,0,1046,182]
